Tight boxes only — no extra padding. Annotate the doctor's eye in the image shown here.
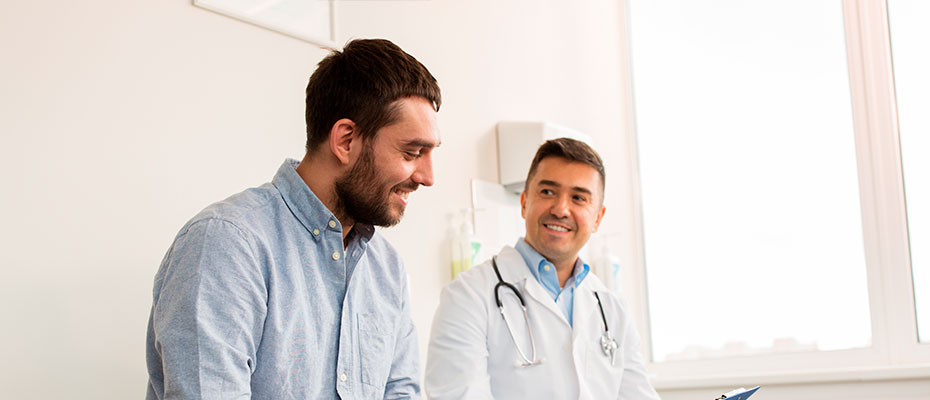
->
[540,188,555,196]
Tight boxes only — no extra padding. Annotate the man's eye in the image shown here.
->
[404,152,420,159]
[573,195,587,202]
[541,189,554,195]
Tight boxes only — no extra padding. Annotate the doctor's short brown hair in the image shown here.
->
[304,38,442,153]
[525,137,606,194]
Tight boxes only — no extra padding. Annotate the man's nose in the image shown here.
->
[412,153,435,187]
[549,195,570,218]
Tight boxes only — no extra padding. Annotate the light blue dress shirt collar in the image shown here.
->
[273,159,375,244]
[514,238,590,326]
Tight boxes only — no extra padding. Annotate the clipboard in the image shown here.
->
[715,386,760,400]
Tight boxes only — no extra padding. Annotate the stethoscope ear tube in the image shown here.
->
[492,256,528,308]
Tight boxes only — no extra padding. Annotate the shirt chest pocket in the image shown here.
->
[357,313,396,390]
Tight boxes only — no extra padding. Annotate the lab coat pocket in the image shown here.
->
[357,313,395,390]
[586,338,625,397]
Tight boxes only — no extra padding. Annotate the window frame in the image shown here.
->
[620,0,930,387]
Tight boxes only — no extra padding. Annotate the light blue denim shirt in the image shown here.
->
[146,159,420,400]
[513,238,589,326]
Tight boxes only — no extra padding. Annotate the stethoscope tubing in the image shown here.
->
[593,291,609,334]
[492,256,540,366]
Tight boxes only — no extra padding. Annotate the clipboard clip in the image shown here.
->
[715,386,760,400]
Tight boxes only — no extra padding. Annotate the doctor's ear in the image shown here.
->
[520,191,527,218]
[329,118,358,165]
[593,205,606,231]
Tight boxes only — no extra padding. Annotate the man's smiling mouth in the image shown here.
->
[544,224,570,232]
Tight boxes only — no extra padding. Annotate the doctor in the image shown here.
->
[425,138,659,399]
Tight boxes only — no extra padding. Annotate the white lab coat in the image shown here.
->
[425,246,660,400]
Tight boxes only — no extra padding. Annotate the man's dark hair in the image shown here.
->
[304,38,441,153]
[525,137,606,194]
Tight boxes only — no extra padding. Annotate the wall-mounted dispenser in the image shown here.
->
[496,121,594,193]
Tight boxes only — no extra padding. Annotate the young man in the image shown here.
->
[425,138,659,399]
[146,39,441,399]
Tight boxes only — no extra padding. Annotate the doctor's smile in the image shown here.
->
[544,223,570,232]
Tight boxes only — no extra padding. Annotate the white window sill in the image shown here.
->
[651,363,930,390]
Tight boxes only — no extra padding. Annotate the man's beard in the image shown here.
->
[334,145,415,227]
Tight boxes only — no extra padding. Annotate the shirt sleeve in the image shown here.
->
[148,218,268,400]
[383,273,422,399]
[617,316,661,400]
[424,275,495,400]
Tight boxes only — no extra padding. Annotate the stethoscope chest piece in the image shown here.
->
[593,291,619,366]
[600,333,619,366]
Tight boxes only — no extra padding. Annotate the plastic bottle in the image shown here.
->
[451,209,481,279]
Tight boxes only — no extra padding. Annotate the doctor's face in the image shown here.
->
[521,157,606,266]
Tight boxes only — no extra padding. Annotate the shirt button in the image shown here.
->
[339,373,347,382]
[329,220,337,228]
[332,251,341,260]
[543,265,551,272]
[312,228,320,236]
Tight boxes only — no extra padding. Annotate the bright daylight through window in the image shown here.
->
[629,0,872,362]
[888,0,930,343]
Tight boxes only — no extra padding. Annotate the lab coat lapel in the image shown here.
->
[496,247,569,326]
[522,277,570,327]
[572,283,599,342]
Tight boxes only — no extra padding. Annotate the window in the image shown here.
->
[628,0,871,363]
[888,0,930,344]
[624,0,930,383]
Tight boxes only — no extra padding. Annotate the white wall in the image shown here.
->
[2,1,925,399]
[0,1,322,398]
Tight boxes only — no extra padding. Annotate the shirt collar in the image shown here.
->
[514,238,590,289]
[271,159,374,243]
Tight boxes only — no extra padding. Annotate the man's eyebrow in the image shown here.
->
[537,180,593,195]
[537,180,561,188]
[403,139,440,148]
[571,186,593,196]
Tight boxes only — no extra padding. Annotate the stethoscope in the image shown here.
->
[491,256,620,367]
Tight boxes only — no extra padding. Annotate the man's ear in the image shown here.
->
[593,205,606,232]
[520,191,527,219]
[329,118,358,165]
